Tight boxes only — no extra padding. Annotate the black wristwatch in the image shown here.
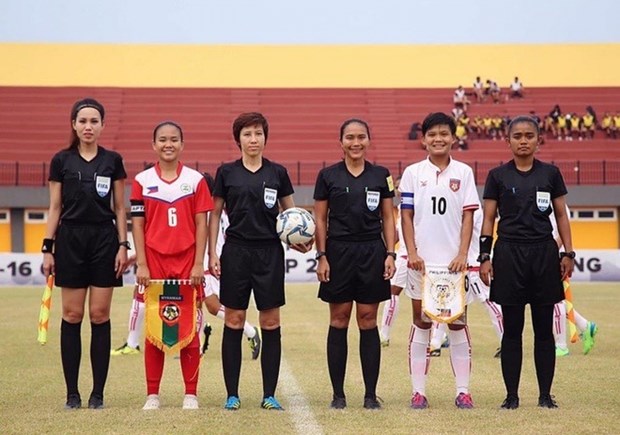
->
[119,241,131,250]
[560,251,576,260]
[477,253,491,264]
[386,251,397,260]
[315,251,326,260]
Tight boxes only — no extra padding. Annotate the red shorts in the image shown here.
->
[144,245,204,301]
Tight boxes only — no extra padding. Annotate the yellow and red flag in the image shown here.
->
[563,279,579,343]
[145,279,197,353]
[37,275,54,345]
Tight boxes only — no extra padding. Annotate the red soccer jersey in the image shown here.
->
[131,163,213,255]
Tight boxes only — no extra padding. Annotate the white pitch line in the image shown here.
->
[279,357,323,435]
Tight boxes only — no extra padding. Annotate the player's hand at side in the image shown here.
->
[290,239,314,253]
[480,261,493,286]
[316,257,330,283]
[407,251,425,274]
[448,253,468,273]
[115,248,129,279]
[190,263,204,287]
[209,256,221,279]
[560,256,574,280]
[383,256,396,280]
[42,253,55,278]
[136,264,150,287]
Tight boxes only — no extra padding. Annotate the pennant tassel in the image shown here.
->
[145,280,197,354]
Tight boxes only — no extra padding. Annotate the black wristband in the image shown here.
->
[315,251,326,260]
[386,251,397,260]
[479,235,493,255]
[41,238,54,253]
[560,251,576,259]
[119,241,131,250]
[477,253,491,264]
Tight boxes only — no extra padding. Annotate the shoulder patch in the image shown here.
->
[386,175,394,192]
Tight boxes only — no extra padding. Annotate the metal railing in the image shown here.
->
[1,160,620,186]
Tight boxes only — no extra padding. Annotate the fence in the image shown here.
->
[1,160,620,186]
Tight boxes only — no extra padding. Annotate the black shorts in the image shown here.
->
[490,238,564,306]
[318,238,391,304]
[54,222,123,288]
[219,239,285,311]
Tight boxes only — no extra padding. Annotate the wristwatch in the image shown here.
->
[315,251,326,260]
[477,253,491,263]
[560,251,576,259]
[119,241,131,250]
[386,251,397,260]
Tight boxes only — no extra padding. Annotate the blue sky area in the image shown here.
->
[1,0,619,44]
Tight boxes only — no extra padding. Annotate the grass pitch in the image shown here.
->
[0,282,618,434]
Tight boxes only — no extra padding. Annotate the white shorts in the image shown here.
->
[204,274,220,298]
[405,269,423,300]
[467,271,489,304]
[390,256,409,289]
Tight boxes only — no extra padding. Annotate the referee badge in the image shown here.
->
[366,190,380,211]
[95,176,111,197]
[264,187,277,209]
[536,191,551,212]
[449,178,461,192]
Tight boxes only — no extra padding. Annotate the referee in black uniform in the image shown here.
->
[42,98,129,410]
[208,112,309,411]
[314,118,396,410]
[479,115,575,410]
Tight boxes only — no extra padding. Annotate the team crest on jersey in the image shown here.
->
[180,183,192,194]
[366,190,380,211]
[420,180,428,187]
[95,176,111,197]
[264,187,277,209]
[449,178,461,192]
[536,191,551,212]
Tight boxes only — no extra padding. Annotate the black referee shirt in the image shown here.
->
[49,146,126,224]
[213,158,294,243]
[483,159,567,243]
[314,160,394,241]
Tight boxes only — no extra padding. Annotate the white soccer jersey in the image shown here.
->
[400,158,480,265]
[467,208,483,266]
[396,206,407,257]
[203,210,230,270]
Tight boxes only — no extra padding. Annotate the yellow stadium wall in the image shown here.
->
[0,209,10,251]
[23,209,47,253]
[571,221,619,250]
[1,43,619,88]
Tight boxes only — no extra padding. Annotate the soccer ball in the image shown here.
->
[276,207,316,245]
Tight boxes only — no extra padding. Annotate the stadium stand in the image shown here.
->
[1,86,619,185]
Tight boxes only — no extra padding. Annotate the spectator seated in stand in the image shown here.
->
[568,113,582,141]
[486,80,502,103]
[472,114,484,139]
[556,113,569,140]
[473,76,485,103]
[408,122,422,140]
[509,76,524,99]
[601,112,613,138]
[581,111,596,139]
[453,85,470,111]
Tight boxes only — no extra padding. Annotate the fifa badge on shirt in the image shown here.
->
[366,190,380,211]
[449,178,461,192]
[95,176,111,197]
[536,191,551,212]
[264,188,277,209]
